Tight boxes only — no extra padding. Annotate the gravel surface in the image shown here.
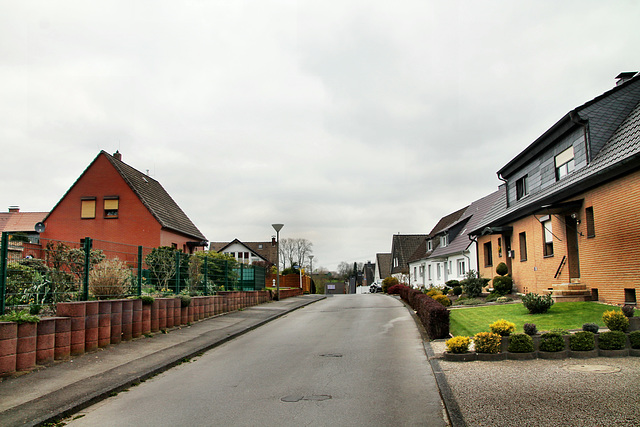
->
[428,340,640,427]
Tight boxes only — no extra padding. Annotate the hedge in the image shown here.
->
[392,285,450,339]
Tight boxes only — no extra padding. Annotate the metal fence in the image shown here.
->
[0,232,266,314]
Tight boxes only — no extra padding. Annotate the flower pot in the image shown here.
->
[36,318,56,365]
[165,298,174,329]
[142,303,152,335]
[476,352,506,361]
[172,298,181,326]
[507,351,538,360]
[54,317,71,360]
[110,300,123,345]
[628,317,640,331]
[84,301,99,352]
[98,301,112,348]
[57,302,86,356]
[0,321,18,375]
[121,299,133,341]
[538,350,568,360]
[150,299,160,332]
[599,348,629,358]
[157,298,167,330]
[132,299,143,338]
[569,349,598,359]
[629,348,640,357]
[16,322,37,371]
[443,351,477,362]
[181,305,189,325]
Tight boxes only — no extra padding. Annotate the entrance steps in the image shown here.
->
[544,282,592,302]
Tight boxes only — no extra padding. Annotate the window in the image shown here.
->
[516,175,528,200]
[419,265,424,277]
[258,244,263,249]
[427,240,432,251]
[81,198,96,219]
[413,267,417,278]
[542,218,554,257]
[586,206,595,238]
[104,197,119,218]
[555,146,575,180]
[484,241,493,267]
[624,288,636,305]
[519,232,527,261]
[437,264,441,280]
[428,265,432,280]
[440,234,448,247]
[448,260,452,274]
[457,259,466,276]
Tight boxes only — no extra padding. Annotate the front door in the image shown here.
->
[565,216,580,279]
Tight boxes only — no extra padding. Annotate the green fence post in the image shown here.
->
[137,246,143,296]
[82,237,91,301]
[0,232,9,314]
[240,263,244,291]
[203,256,208,296]
[175,251,181,294]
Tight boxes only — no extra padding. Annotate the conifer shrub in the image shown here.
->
[598,331,626,350]
[523,323,538,336]
[445,336,471,354]
[492,276,513,295]
[569,331,595,351]
[452,285,463,296]
[602,310,629,332]
[473,332,502,354]
[495,262,509,276]
[461,270,485,299]
[621,305,635,318]
[382,276,399,293]
[432,294,452,307]
[582,323,599,334]
[507,333,534,353]
[489,319,516,336]
[522,292,554,314]
[629,331,640,349]
[539,332,565,352]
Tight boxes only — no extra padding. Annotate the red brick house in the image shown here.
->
[472,72,640,306]
[40,151,207,252]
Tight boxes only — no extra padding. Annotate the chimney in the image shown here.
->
[272,236,277,246]
[8,206,19,213]
[113,150,122,161]
[615,72,638,86]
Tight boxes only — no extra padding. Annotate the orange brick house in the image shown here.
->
[471,72,640,306]
[40,151,207,252]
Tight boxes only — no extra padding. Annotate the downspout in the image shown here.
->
[498,173,509,208]
[467,234,477,275]
[570,110,590,163]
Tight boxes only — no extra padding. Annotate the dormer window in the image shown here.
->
[555,146,575,180]
[516,175,528,200]
[440,234,448,247]
[427,240,432,251]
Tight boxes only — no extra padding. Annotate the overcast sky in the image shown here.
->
[2,1,639,271]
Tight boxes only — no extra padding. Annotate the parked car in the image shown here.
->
[369,283,382,293]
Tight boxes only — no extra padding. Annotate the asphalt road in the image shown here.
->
[68,294,447,427]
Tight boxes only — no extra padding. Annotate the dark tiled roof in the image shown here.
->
[376,253,392,279]
[103,152,207,241]
[475,97,640,232]
[210,239,277,265]
[391,234,427,273]
[428,206,468,236]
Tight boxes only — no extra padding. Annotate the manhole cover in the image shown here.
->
[320,353,343,358]
[281,394,332,402]
[567,364,620,373]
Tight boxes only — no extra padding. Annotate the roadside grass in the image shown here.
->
[450,301,615,337]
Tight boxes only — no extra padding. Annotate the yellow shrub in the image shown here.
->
[446,336,471,354]
[426,288,443,297]
[602,310,629,332]
[489,319,516,336]
[432,294,452,307]
[473,332,502,354]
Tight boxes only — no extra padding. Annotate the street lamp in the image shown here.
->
[272,224,284,300]
[309,255,314,294]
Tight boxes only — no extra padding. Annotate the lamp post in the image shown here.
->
[272,224,284,300]
[309,255,314,294]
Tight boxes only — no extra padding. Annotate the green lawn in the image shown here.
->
[450,301,616,336]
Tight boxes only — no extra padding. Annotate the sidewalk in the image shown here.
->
[0,295,326,427]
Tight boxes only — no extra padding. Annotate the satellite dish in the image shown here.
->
[34,222,45,233]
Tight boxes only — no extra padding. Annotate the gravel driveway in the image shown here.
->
[428,340,640,427]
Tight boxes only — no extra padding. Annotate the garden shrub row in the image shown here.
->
[394,285,450,339]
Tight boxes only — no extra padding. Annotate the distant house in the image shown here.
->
[471,72,640,305]
[41,151,207,253]
[0,206,48,261]
[409,190,503,288]
[390,234,427,282]
[362,261,376,286]
[375,253,392,283]
[209,239,277,266]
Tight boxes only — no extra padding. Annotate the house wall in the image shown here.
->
[479,169,640,305]
[217,242,264,264]
[42,154,196,251]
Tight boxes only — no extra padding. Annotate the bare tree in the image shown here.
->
[278,238,313,270]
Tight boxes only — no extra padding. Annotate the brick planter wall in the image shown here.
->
[54,317,71,360]
[84,301,99,352]
[110,300,123,345]
[132,299,143,338]
[36,318,56,365]
[121,299,133,341]
[56,302,86,356]
[0,322,18,376]
[16,322,37,371]
[97,301,112,348]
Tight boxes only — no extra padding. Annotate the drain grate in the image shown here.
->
[319,353,343,358]
[281,395,332,402]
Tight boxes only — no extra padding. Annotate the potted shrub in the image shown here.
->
[598,331,629,357]
[569,331,597,358]
[602,310,629,332]
[582,323,600,334]
[444,336,476,361]
[538,332,567,359]
[523,323,538,336]
[473,332,505,360]
[490,319,516,352]
[507,333,536,360]
[629,331,640,357]
[0,311,40,372]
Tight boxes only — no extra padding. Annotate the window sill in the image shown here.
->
[543,254,554,259]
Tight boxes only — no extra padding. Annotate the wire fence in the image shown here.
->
[0,232,266,315]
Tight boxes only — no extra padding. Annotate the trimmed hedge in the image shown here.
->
[394,285,450,339]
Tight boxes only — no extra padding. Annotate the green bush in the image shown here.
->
[629,331,640,349]
[602,310,629,332]
[0,310,40,324]
[490,319,516,336]
[382,276,399,293]
[485,292,500,302]
[569,331,595,351]
[446,336,471,354]
[452,286,463,296]
[180,295,192,307]
[473,332,502,354]
[598,331,626,350]
[622,305,635,318]
[582,323,599,334]
[140,295,155,305]
[495,262,508,276]
[457,298,483,306]
[507,333,534,352]
[445,280,460,288]
[522,292,554,314]
[523,323,537,336]
[461,270,485,299]
[492,276,513,295]
[539,332,565,352]
[432,294,451,307]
